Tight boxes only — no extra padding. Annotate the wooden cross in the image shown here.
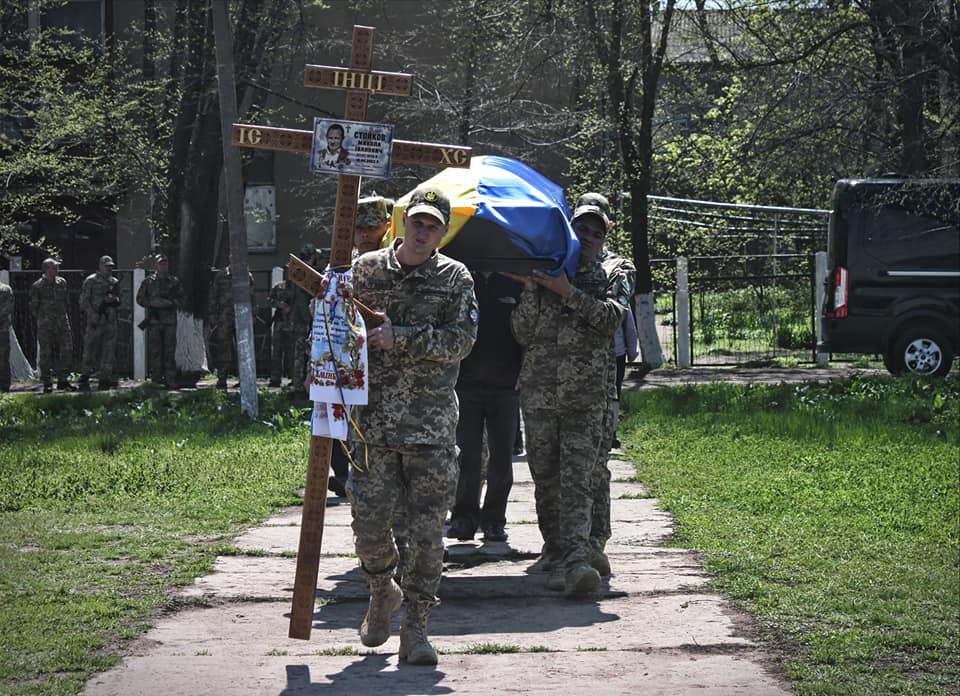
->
[232,25,471,641]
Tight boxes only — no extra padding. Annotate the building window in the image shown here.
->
[245,185,276,251]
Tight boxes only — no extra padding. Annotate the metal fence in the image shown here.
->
[646,195,830,367]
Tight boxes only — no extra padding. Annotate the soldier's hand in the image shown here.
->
[367,312,394,351]
[531,268,573,300]
[500,271,534,291]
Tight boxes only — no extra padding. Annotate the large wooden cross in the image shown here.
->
[232,25,470,641]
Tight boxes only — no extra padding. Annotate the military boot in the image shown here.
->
[589,548,611,577]
[399,600,438,665]
[545,565,565,591]
[78,375,91,392]
[564,562,601,598]
[359,570,402,647]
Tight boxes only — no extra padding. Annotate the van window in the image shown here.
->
[859,205,960,268]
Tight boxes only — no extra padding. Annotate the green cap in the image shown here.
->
[356,195,390,226]
[407,186,450,226]
[576,192,611,218]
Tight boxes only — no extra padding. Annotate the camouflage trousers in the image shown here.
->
[269,326,294,382]
[292,325,311,387]
[589,399,617,552]
[81,319,117,381]
[0,322,10,389]
[36,320,73,385]
[146,323,177,384]
[347,443,457,604]
[523,406,604,571]
[211,319,236,376]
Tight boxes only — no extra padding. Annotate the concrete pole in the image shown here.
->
[132,268,146,380]
[815,251,829,367]
[212,0,258,418]
[676,257,690,368]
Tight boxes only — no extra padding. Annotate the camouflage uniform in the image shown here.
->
[266,278,296,385]
[207,267,254,385]
[78,259,121,388]
[136,263,184,386]
[291,245,321,388]
[348,239,477,604]
[589,248,636,555]
[29,269,74,389]
[0,281,12,391]
[510,256,626,573]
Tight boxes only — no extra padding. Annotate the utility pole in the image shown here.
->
[212,0,258,418]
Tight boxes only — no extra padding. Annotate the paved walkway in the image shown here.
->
[85,446,792,695]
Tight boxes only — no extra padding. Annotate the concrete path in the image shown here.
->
[84,445,791,696]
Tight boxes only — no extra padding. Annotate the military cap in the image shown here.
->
[356,195,391,226]
[407,186,451,226]
[572,198,611,230]
[99,255,116,266]
[300,243,317,258]
[576,192,612,219]
[154,253,168,263]
[41,257,60,269]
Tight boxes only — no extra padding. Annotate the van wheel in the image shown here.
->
[885,325,954,377]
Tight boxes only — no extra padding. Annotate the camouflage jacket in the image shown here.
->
[29,275,71,327]
[79,272,120,325]
[207,268,254,327]
[599,248,636,399]
[136,273,184,326]
[350,240,478,446]
[0,282,12,331]
[511,256,626,411]
[267,280,296,332]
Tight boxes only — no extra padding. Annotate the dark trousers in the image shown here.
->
[451,387,518,530]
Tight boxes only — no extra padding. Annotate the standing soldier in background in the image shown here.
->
[0,279,12,392]
[354,194,392,257]
[576,192,636,580]
[29,258,75,394]
[326,193,395,498]
[136,254,184,389]
[291,243,321,389]
[78,255,121,391]
[207,265,254,389]
[267,266,296,388]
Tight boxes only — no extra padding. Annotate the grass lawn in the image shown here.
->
[0,387,312,696]
[620,375,960,696]
[1,375,957,695]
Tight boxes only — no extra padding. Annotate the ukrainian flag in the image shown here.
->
[389,155,580,277]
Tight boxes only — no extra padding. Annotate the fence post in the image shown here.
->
[676,257,690,368]
[132,268,146,380]
[814,251,828,367]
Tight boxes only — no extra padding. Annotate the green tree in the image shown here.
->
[0,0,157,258]
[562,0,678,369]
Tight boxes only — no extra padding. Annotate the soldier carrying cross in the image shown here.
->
[232,25,474,664]
[348,186,477,665]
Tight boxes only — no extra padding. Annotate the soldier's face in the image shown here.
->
[573,215,606,263]
[354,223,388,254]
[99,261,113,275]
[157,260,169,276]
[44,265,58,279]
[399,213,446,264]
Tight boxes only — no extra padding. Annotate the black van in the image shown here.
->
[820,178,960,376]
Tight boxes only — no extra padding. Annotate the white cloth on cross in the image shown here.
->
[308,267,368,439]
